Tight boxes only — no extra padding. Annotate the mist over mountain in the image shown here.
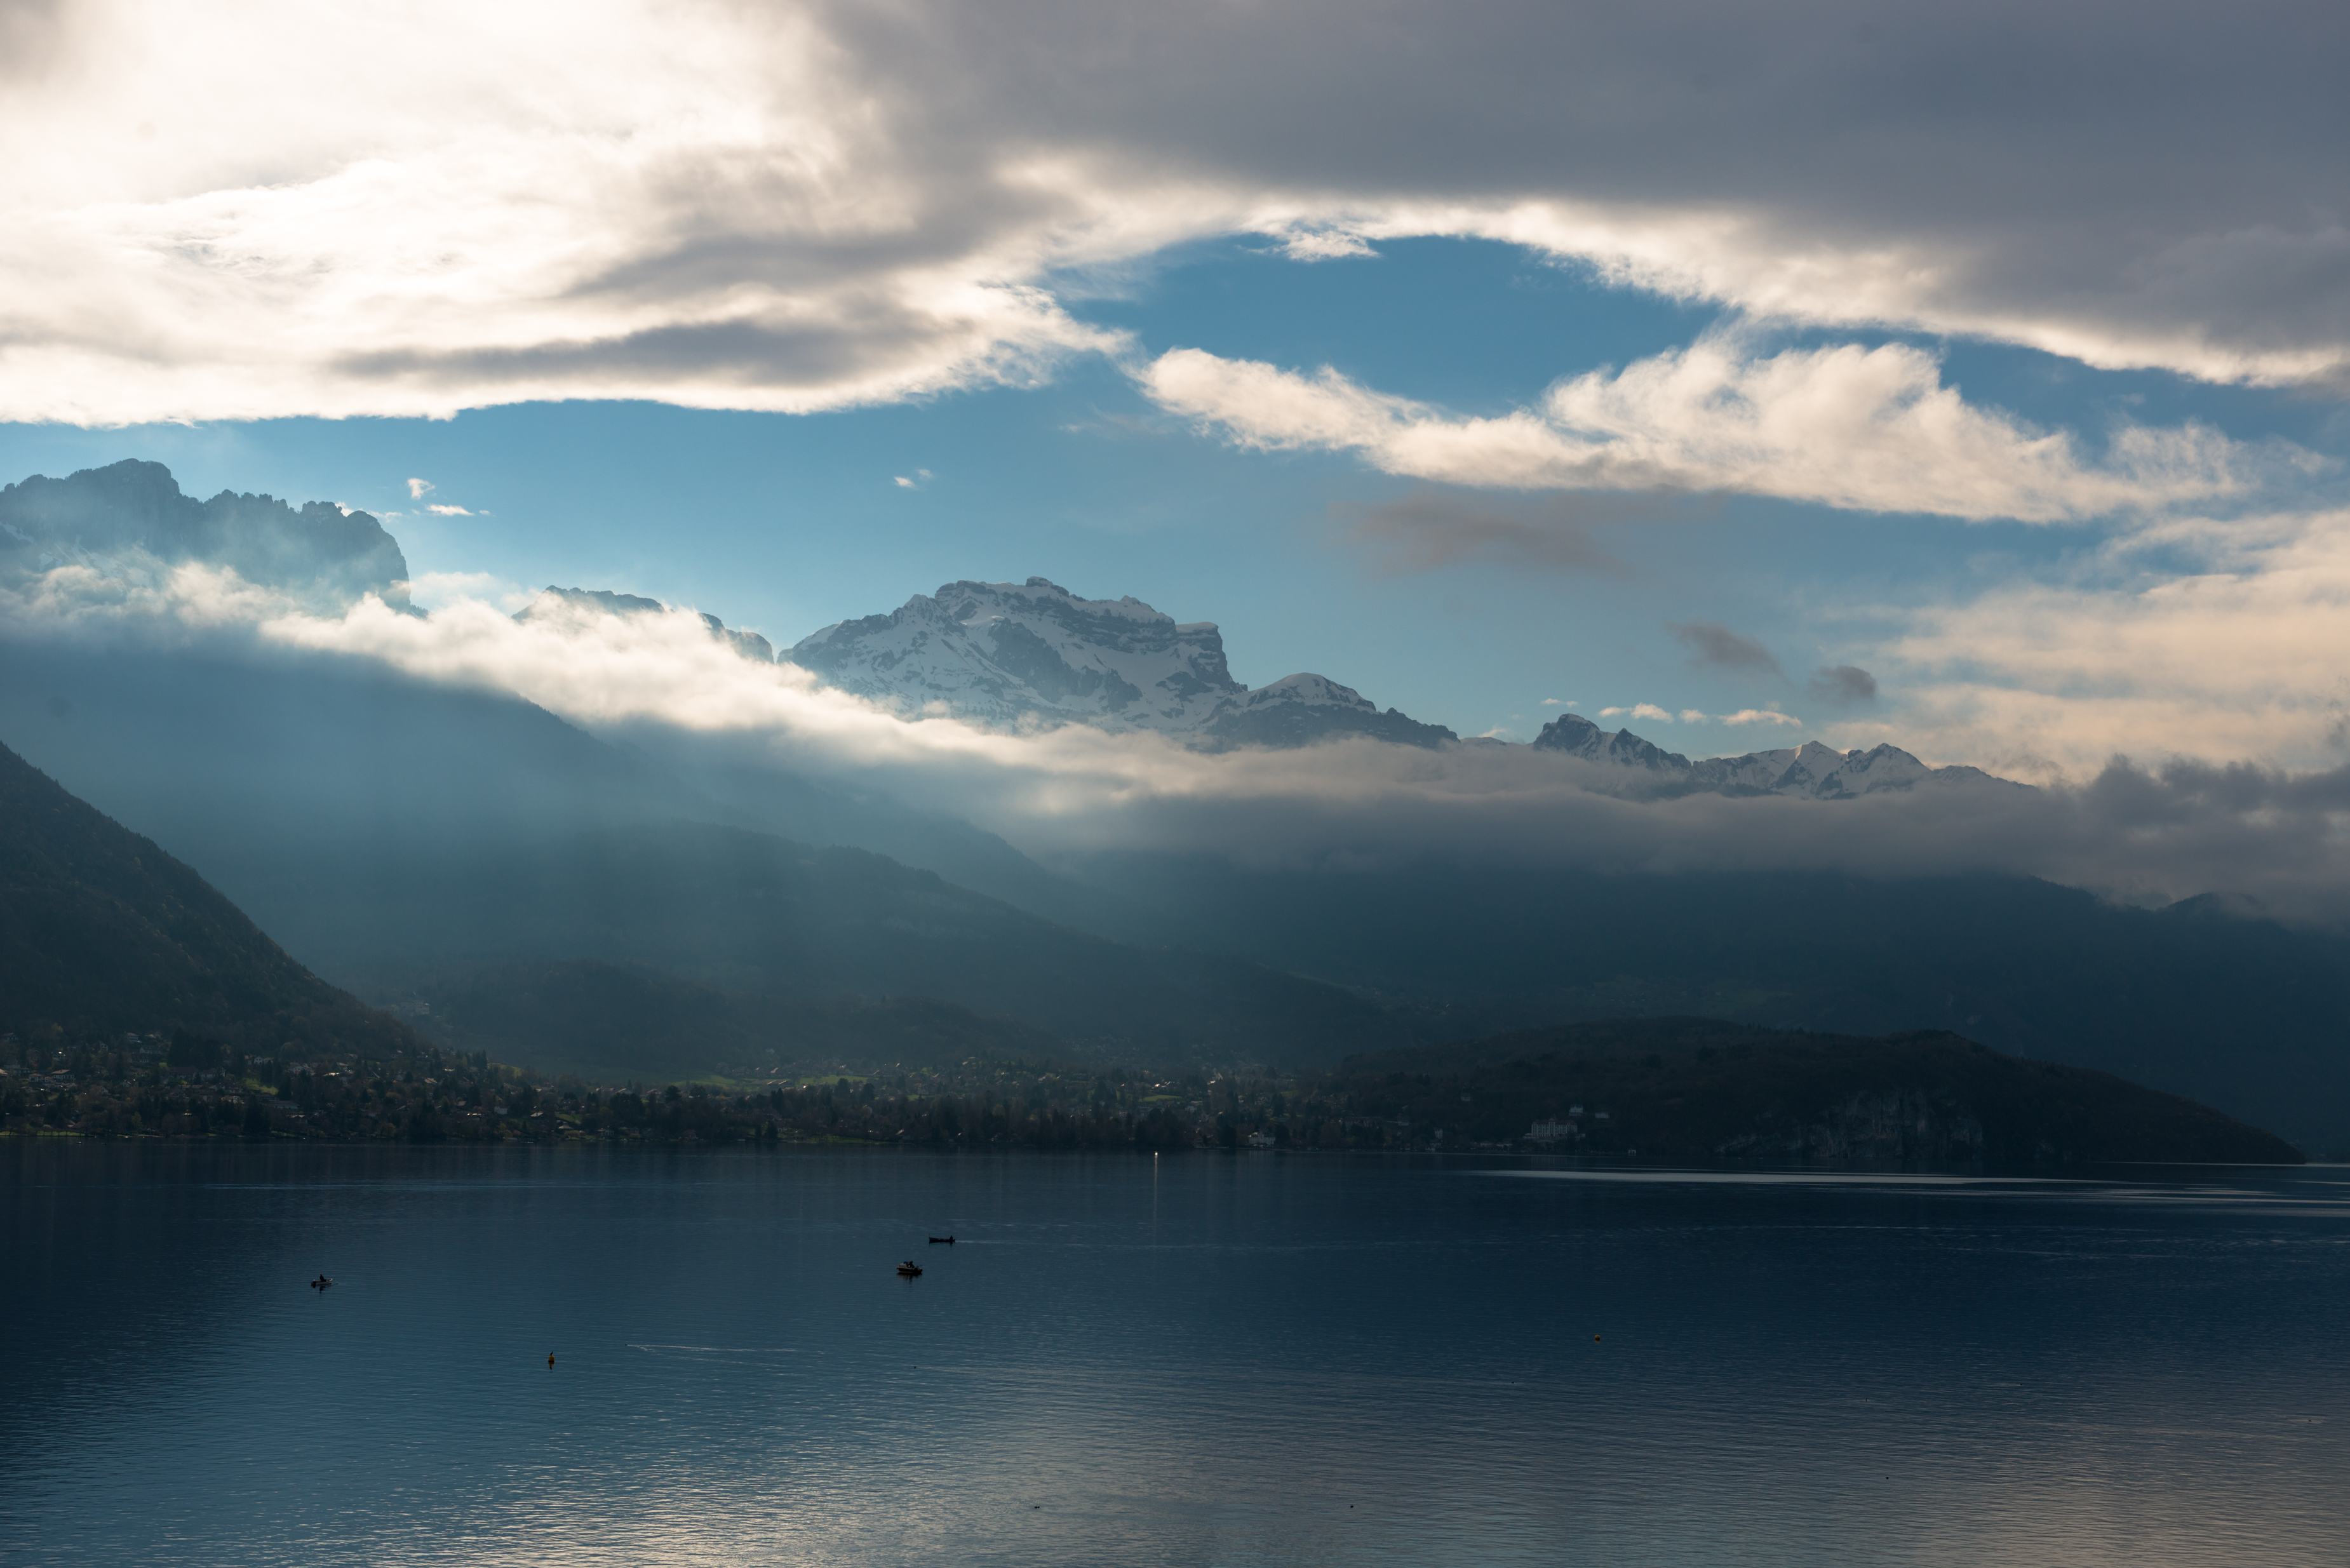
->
[7,462,2350,1148]
[0,735,417,1056]
[267,821,1413,1066]
[0,638,1400,1066]
[787,575,2035,793]
[0,459,412,613]
[0,633,1115,930]
[519,585,776,664]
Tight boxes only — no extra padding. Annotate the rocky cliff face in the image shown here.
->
[1530,712,2008,798]
[788,577,1458,749]
[0,459,412,613]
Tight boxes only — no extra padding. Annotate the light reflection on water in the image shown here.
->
[3,1145,2344,1567]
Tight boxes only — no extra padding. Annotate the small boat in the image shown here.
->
[896,1261,923,1277]
[310,1275,334,1290]
[928,1234,955,1244]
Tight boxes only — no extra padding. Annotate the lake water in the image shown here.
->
[3,1144,2345,1567]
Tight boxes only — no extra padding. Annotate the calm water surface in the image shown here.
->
[3,1144,2344,1567]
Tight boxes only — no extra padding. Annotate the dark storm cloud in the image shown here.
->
[1809,664,1879,706]
[1670,621,1780,673]
[7,0,2349,420]
[821,0,2350,382]
[0,0,69,81]
[1331,488,1652,574]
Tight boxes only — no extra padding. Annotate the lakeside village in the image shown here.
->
[0,1033,1618,1153]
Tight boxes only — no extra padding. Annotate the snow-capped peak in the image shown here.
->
[1531,714,2003,798]
[788,578,1456,748]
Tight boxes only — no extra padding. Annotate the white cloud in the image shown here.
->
[1827,506,2350,777]
[1721,709,1804,728]
[20,559,2350,918]
[1139,337,2294,521]
[1268,200,2350,390]
[1540,697,1571,707]
[403,569,526,612]
[406,478,435,499]
[0,1,2345,423]
[0,0,1120,423]
[1274,229,1378,262]
[426,504,473,516]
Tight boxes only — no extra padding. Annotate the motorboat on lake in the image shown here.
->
[928,1234,955,1244]
[309,1275,333,1290]
[896,1261,923,1277]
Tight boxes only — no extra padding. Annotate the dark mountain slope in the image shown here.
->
[0,642,731,868]
[1068,855,2350,1151]
[0,642,1414,1065]
[292,823,1415,1066]
[0,737,417,1055]
[0,638,1120,932]
[654,754,1130,930]
[406,960,1071,1083]
[1335,1019,2302,1165]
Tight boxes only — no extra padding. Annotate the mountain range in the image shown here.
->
[0,720,2313,1166]
[0,461,2011,796]
[787,575,2009,793]
[1529,714,2011,799]
[7,459,2350,1150]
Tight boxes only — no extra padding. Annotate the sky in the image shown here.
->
[2,0,2348,782]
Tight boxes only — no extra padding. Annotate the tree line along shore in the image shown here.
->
[0,1019,2306,1165]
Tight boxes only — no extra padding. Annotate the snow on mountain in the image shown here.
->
[787,578,1457,749]
[1530,713,1691,775]
[1531,713,2003,798]
[511,572,2008,790]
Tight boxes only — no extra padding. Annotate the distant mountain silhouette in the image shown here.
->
[0,736,419,1055]
[0,459,410,612]
[1069,855,2350,1152]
